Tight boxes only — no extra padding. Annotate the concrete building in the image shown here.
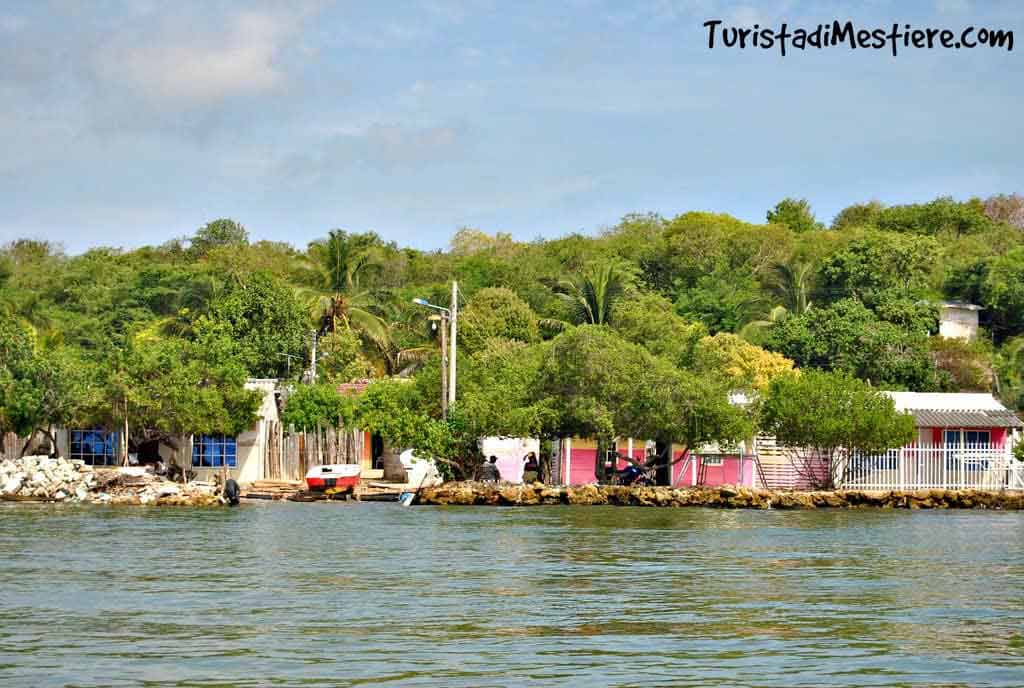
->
[939,301,982,341]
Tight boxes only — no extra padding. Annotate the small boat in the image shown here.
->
[305,464,361,491]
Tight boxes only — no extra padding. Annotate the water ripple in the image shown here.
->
[1,503,1022,686]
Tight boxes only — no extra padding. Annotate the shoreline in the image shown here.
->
[418,482,1024,510]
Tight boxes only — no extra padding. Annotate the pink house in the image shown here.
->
[760,392,1023,491]
[556,437,758,487]
[557,393,1022,491]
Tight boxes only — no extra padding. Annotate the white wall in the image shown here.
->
[158,379,279,485]
[480,437,540,483]
[939,306,979,341]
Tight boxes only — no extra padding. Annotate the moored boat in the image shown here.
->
[305,464,361,491]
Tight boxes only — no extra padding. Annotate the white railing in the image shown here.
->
[841,443,1024,491]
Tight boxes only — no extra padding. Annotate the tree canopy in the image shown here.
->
[1,190,1022,462]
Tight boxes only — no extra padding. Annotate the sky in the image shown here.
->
[0,0,1021,253]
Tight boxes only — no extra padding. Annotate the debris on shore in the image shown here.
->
[418,481,1024,510]
[0,455,225,506]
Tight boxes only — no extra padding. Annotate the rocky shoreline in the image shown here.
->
[0,456,226,506]
[418,481,1024,510]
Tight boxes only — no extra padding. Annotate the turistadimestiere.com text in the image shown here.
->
[704,19,1014,57]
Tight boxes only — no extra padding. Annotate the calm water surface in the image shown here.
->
[1,502,1023,687]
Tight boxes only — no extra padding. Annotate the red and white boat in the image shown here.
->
[305,464,362,491]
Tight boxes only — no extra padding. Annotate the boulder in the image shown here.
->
[1,476,23,495]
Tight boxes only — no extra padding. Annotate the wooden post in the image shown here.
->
[564,437,572,485]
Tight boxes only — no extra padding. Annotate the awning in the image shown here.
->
[906,408,1023,429]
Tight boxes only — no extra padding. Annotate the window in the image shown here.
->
[944,430,990,447]
[943,429,991,470]
[70,429,119,466]
[192,435,237,468]
[701,455,724,466]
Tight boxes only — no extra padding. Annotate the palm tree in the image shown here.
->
[738,305,790,344]
[557,263,626,325]
[739,261,816,344]
[298,230,390,349]
[770,260,816,316]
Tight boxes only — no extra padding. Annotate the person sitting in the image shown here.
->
[522,453,540,483]
[617,460,645,486]
[480,456,501,483]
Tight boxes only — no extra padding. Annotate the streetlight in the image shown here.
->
[412,281,458,414]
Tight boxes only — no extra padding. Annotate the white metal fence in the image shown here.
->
[841,444,1024,491]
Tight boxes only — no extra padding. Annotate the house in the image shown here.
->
[556,437,737,487]
[839,392,1021,491]
[939,301,982,341]
[63,379,282,485]
[885,392,1020,448]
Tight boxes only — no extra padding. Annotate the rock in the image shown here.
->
[156,484,181,497]
[2,476,23,495]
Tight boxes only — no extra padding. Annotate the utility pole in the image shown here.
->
[412,281,458,415]
[449,280,458,405]
[438,315,448,419]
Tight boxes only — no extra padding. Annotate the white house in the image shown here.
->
[63,379,280,485]
[939,301,982,341]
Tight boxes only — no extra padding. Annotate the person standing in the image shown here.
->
[522,453,540,483]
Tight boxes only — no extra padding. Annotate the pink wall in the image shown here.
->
[563,443,756,487]
[673,453,757,487]
[567,448,598,485]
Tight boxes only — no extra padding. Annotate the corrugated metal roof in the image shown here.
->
[907,408,1023,428]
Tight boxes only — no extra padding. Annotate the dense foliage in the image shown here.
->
[2,193,1022,462]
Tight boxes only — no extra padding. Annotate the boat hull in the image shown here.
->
[305,464,361,492]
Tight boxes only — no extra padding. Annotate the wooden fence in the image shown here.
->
[262,422,365,482]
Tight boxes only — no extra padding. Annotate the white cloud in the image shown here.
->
[92,9,305,106]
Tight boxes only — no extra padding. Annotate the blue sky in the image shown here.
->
[0,0,1021,253]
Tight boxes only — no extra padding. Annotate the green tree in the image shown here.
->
[930,337,994,393]
[675,274,764,334]
[0,321,93,454]
[766,299,943,390]
[611,292,707,368]
[281,384,350,430]
[874,197,993,237]
[769,260,816,315]
[538,326,750,479]
[211,272,308,378]
[92,326,262,449]
[767,198,823,233]
[459,287,540,353]
[819,231,939,305]
[831,200,884,230]
[995,337,1024,410]
[761,370,917,488]
[980,247,1024,340]
[317,330,375,383]
[189,219,249,257]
